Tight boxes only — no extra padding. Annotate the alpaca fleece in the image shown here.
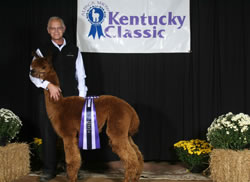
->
[30,53,144,182]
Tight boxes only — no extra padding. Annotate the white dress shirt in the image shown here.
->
[29,39,88,97]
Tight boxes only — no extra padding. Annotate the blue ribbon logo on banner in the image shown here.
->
[87,6,106,39]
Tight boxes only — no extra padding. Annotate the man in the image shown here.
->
[30,16,87,181]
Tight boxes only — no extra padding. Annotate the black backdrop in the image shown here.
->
[0,0,250,161]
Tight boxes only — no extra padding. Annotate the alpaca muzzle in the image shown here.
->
[30,69,45,78]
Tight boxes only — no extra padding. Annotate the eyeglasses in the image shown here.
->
[49,27,64,32]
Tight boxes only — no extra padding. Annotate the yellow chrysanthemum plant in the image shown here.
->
[30,137,43,171]
[29,137,65,171]
[33,137,42,145]
[174,139,212,172]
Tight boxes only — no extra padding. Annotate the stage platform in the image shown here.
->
[14,161,212,182]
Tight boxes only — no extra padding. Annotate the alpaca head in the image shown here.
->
[30,52,54,81]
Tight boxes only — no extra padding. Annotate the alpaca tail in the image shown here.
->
[129,108,140,136]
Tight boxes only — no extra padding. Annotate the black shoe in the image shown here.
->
[39,173,56,182]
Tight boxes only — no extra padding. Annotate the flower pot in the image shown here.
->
[189,164,208,173]
[174,139,212,174]
[209,149,250,182]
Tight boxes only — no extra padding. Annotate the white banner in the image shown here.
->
[77,0,190,53]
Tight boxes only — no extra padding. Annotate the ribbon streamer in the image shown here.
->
[88,24,105,39]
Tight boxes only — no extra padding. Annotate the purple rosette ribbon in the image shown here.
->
[79,96,100,150]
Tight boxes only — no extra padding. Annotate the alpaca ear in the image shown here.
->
[32,51,41,59]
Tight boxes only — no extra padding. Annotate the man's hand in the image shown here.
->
[47,83,61,101]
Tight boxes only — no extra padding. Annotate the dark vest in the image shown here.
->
[39,39,79,97]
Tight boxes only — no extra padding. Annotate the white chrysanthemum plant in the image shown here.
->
[0,108,22,144]
[207,112,250,150]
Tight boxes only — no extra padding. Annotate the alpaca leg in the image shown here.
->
[129,137,144,181]
[109,137,139,182]
[63,136,81,182]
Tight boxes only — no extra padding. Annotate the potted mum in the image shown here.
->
[30,137,43,171]
[207,112,250,182]
[0,108,22,146]
[0,108,29,182]
[174,139,212,173]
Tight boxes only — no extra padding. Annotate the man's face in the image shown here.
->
[47,20,65,41]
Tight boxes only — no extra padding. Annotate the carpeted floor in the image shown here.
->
[14,161,212,182]
[14,177,212,182]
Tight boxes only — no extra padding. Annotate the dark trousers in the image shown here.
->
[38,94,57,175]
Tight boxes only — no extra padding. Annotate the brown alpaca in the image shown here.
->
[30,53,144,182]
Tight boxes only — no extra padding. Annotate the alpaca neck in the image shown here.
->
[43,90,63,131]
[43,70,63,126]
[45,71,60,87]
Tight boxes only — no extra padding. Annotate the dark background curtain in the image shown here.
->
[0,0,250,161]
